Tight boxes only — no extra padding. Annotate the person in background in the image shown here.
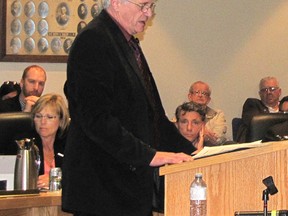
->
[0,65,47,113]
[62,0,195,215]
[31,93,70,189]
[280,96,288,112]
[188,81,227,146]
[175,102,205,151]
[0,81,21,100]
[236,76,281,142]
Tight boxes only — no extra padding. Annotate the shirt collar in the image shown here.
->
[19,97,25,111]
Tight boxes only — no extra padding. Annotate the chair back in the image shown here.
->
[0,112,33,155]
[248,113,288,142]
[232,118,243,141]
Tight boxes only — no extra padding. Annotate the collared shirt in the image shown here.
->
[266,102,280,113]
[19,97,25,111]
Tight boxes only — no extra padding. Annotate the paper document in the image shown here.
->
[192,140,269,159]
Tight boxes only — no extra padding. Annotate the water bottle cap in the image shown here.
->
[50,167,62,177]
[195,173,202,178]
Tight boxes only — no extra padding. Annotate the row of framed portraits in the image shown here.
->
[0,0,103,62]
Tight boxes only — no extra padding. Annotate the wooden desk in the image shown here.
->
[0,191,72,216]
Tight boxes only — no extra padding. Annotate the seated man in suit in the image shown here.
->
[0,65,47,113]
[262,95,288,142]
[236,76,282,142]
[188,81,227,145]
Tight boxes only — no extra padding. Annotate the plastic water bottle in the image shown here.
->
[190,173,207,216]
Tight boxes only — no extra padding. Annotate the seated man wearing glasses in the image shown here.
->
[188,81,227,146]
[236,76,282,142]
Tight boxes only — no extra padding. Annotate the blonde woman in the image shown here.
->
[31,93,69,189]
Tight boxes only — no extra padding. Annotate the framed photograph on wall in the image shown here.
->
[0,0,103,63]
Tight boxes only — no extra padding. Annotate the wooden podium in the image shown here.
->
[160,141,288,216]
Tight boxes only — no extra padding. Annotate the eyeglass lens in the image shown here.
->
[34,114,57,120]
[192,91,209,96]
[260,87,279,93]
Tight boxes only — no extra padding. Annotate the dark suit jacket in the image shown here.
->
[236,98,269,142]
[62,10,195,216]
[262,121,288,142]
[0,95,21,113]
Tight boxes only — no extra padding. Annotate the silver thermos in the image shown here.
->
[14,138,40,190]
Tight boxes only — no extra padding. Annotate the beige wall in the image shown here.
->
[1,0,288,141]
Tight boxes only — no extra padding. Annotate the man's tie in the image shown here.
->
[129,37,163,148]
[129,37,143,71]
[129,37,155,107]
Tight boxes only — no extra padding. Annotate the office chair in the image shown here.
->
[232,117,243,142]
[248,113,288,142]
[0,112,34,155]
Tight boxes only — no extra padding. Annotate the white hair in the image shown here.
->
[259,76,279,90]
[102,0,110,9]
[102,0,111,9]
[102,0,128,9]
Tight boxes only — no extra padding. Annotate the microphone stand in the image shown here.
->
[262,189,269,216]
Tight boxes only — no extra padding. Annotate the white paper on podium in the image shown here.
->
[192,140,270,159]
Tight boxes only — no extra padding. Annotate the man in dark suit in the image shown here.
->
[0,65,47,113]
[236,76,281,142]
[62,1,196,216]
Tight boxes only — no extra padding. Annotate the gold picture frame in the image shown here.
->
[0,0,102,63]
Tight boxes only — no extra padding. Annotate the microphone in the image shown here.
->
[263,176,278,195]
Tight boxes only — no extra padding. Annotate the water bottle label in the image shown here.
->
[190,187,206,200]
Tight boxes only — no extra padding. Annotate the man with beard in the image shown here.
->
[236,76,282,142]
[0,65,47,113]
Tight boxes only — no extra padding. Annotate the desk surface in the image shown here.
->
[0,191,72,216]
[0,191,62,210]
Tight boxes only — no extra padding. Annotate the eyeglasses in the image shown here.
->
[259,87,279,93]
[191,90,210,97]
[127,0,156,13]
[34,113,58,122]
